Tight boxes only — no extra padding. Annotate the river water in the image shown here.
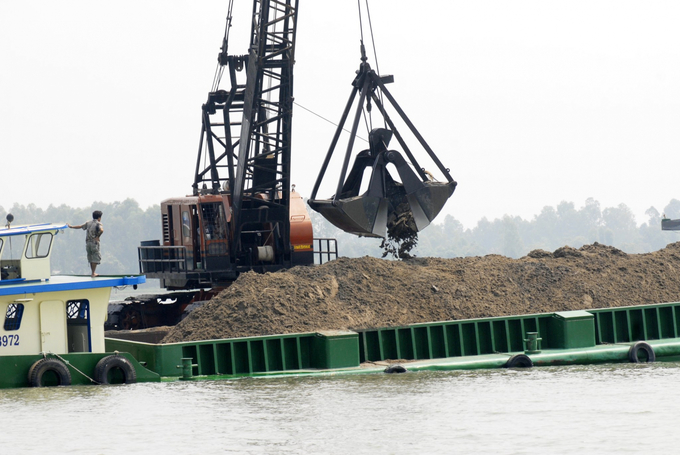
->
[1,362,677,454]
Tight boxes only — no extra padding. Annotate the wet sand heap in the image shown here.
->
[161,242,680,343]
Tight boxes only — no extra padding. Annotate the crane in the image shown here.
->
[110,0,455,330]
[138,0,310,293]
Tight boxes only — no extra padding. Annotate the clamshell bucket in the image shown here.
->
[308,56,457,238]
[309,133,457,238]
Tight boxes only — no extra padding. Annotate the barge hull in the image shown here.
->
[104,302,680,382]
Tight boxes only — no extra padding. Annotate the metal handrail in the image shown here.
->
[313,238,338,265]
[138,245,188,274]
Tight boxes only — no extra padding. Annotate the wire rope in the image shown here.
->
[356,0,374,135]
[294,102,367,143]
[212,0,235,92]
[356,0,387,133]
[357,0,365,44]
[365,0,380,76]
[364,0,386,129]
[362,106,371,136]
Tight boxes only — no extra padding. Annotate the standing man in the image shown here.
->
[68,210,104,277]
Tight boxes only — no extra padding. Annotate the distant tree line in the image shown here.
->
[312,198,680,259]
[2,197,679,275]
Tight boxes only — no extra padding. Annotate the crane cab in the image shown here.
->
[160,194,231,273]
[139,190,315,290]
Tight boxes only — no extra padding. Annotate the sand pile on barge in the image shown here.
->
[161,242,680,343]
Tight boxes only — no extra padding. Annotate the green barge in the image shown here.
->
[3,219,679,389]
[104,301,680,382]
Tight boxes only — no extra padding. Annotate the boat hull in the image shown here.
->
[0,352,160,388]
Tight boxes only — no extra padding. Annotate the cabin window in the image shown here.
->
[67,300,91,353]
[2,236,25,260]
[4,303,25,331]
[182,211,191,238]
[25,233,53,259]
[67,300,90,320]
[201,202,227,240]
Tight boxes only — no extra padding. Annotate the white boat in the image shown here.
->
[0,219,157,388]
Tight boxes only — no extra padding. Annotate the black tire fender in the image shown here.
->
[504,354,533,368]
[628,341,655,363]
[94,355,137,385]
[384,365,408,374]
[28,358,72,387]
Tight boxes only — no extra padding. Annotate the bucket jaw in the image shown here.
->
[308,195,389,238]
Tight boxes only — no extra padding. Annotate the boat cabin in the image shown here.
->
[0,222,57,283]
[0,222,144,358]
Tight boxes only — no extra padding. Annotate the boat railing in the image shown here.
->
[138,245,188,274]
[313,238,338,264]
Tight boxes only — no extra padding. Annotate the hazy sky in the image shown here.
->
[1,1,679,229]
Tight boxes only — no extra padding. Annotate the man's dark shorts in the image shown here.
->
[86,241,101,264]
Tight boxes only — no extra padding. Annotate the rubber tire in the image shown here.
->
[628,341,655,363]
[28,358,72,387]
[504,354,533,368]
[94,355,137,385]
[384,365,408,374]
